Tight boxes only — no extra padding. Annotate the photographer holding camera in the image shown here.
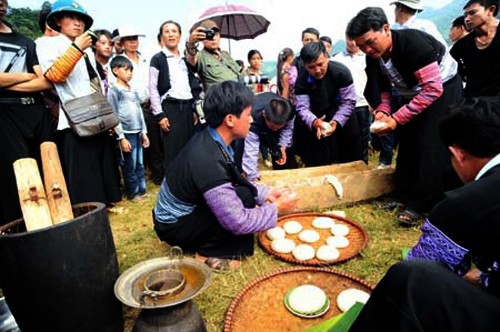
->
[185,19,241,91]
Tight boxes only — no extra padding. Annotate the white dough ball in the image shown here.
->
[337,288,370,312]
[288,285,328,314]
[292,244,316,261]
[298,229,321,243]
[316,245,340,261]
[283,220,302,234]
[370,120,386,133]
[312,217,335,229]
[266,226,286,241]
[331,224,350,237]
[326,236,350,248]
[270,238,296,254]
[326,210,346,218]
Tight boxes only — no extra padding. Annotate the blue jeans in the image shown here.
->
[379,133,394,165]
[121,133,146,199]
[377,91,402,166]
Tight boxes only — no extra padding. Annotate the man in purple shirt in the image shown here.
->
[293,41,362,167]
[153,81,297,271]
[233,92,297,181]
[350,96,500,332]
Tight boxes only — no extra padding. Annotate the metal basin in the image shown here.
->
[114,256,212,309]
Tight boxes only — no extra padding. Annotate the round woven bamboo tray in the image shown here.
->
[258,212,368,266]
[224,266,373,332]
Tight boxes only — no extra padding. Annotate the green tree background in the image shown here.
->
[5,1,48,40]
[8,0,496,77]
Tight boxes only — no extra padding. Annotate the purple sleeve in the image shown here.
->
[203,183,277,235]
[148,66,163,118]
[288,66,298,86]
[278,117,294,148]
[406,219,470,276]
[253,182,271,206]
[242,131,261,181]
[295,94,316,130]
[333,83,356,127]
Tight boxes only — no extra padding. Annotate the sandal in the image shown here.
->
[204,257,240,273]
[377,201,402,211]
[397,209,422,227]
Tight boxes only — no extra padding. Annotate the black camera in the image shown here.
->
[86,30,98,44]
[202,28,215,41]
[243,75,269,85]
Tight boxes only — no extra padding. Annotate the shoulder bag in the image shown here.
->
[61,54,119,137]
[62,91,119,137]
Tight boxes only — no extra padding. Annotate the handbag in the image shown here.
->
[62,91,119,137]
[61,54,119,137]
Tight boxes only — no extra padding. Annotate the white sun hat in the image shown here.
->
[112,24,146,42]
[390,0,424,11]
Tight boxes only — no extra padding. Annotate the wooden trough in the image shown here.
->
[260,161,395,213]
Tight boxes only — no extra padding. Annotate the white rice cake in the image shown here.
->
[331,224,350,237]
[325,210,347,219]
[288,285,327,314]
[298,229,320,243]
[292,244,315,261]
[370,120,386,134]
[283,220,302,234]
[270,238,296,254]
[337,288,370,312]
[326,236,350,248]
[312,216,335,229]
[316,245,340,261]
[266,226,286,241]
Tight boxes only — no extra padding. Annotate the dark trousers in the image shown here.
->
[153,185,255,259]
[0,103,52,225]
[161,99,195,174]
[372,92,402,166]
[350,260,500,332]
[355,106,371,164]
[143,109,163,185]
[294,112,362,167]
[58,129,121,205]
[394,75,463,214]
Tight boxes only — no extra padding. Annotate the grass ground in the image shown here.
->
[108,154,421,331]
[0,152,420,330]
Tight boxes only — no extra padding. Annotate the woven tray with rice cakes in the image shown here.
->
[258,212,368,266]
[224,266,373,332]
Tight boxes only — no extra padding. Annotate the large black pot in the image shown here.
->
[0,202,123,332]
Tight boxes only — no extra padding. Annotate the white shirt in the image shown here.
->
[162,48,192,101]
[476,153,500,180]
[392,15,448,47]
[37,34,98,130]
[391,17,458,86]
[333,50,369,107]
[108,52,150,103]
